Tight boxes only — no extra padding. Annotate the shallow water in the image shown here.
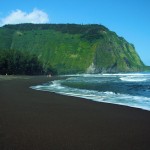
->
[31,73,150,111]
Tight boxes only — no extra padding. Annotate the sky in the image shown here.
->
[0,0,150,65]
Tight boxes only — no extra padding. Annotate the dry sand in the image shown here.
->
[0,76,150,150]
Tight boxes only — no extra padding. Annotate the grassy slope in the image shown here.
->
[0,28,14,50]
[11,29,95,74]
[0,24,145,74]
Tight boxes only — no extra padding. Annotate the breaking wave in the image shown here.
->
[31,73,150,111]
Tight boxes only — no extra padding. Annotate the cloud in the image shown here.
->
[0,9,49,26]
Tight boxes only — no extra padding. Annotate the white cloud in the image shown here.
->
[0,9,49,26]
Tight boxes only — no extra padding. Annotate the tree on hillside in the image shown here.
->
[0,49,56,75]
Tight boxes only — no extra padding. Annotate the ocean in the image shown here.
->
[31,73,150,111]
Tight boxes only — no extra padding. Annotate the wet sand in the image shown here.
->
[0,76,150,150]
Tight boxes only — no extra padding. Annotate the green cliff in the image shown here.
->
[0,23,145,74]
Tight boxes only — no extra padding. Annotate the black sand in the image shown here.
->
[0,76,150,150]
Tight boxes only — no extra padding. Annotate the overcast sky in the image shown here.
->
[0,0,150,65]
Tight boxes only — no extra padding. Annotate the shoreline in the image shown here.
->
[0,76,150,150]
[31,75,150,112]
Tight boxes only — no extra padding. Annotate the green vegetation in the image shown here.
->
[0,23,146,75]
[0,49,56,75]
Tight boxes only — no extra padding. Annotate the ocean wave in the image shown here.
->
[120,77,147,82]
[61,73,150,78]
[31,79,150,111]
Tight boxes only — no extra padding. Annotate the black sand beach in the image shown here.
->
[0,76,150,150]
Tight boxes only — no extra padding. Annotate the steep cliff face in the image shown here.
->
[0,24,145,74]
[92,32,144,73]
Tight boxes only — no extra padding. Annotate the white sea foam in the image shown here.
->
[31,77,150,111]
[102,73,150,76]
[61,73,150,78]
[120,77,147,82]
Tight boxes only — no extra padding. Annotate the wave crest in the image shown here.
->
[31,77,150,111]
[120,77,147,82]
